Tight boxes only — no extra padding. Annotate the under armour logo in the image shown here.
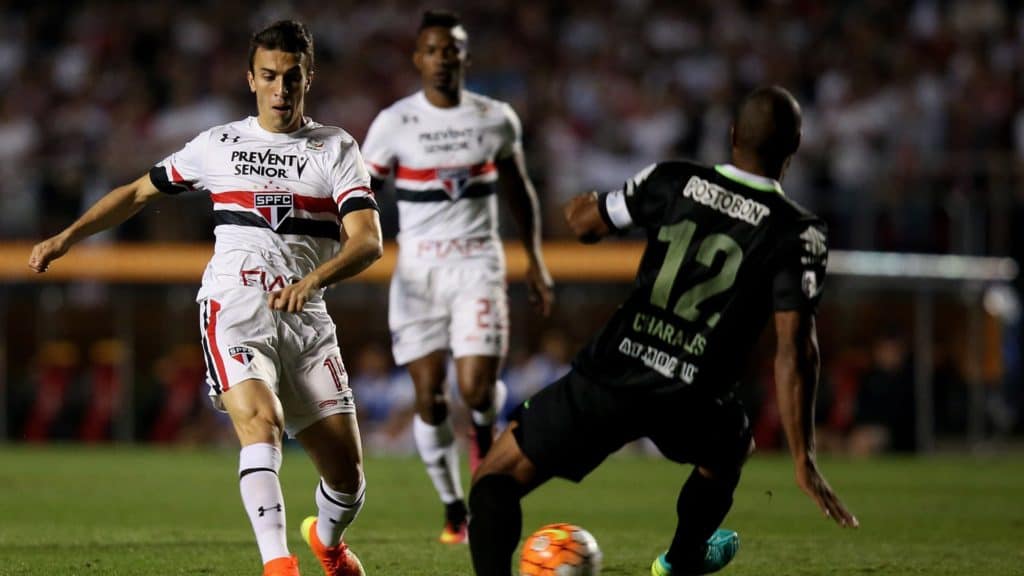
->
[221,133,240,143]
[401,114,419,124]
[258,503,283,517]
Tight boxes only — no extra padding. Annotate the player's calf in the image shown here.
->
[468,474,523,576]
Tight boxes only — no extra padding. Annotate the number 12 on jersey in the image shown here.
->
[650,219,743,328]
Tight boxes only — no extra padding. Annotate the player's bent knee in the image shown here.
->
[460,379,495,411]
[235,411,285,445]
[322,463,364,494]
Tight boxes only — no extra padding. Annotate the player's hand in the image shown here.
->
[795,458,859,528]
[267,276,318,313]
[28,233,71,273]
[526,262,554,317]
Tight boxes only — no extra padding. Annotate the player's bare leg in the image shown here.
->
[469,423,551,576]
[454,354,505,469]
[221,379,297,574]
[296,413,366,576]
[408,350,468,542]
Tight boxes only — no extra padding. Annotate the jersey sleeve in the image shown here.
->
[772,219,829,312]
[360,110,397,179]
[149,131,211,194]
[331,137,380,218]
[496,103,524,159]
[596,163,672,231]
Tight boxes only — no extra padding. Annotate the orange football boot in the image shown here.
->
[301,517,365,576]
[263,555,300,576]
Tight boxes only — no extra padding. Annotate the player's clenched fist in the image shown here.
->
[28,234,70,273]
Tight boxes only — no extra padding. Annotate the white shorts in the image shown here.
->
[389,261,509,366]
[198,286,355,437]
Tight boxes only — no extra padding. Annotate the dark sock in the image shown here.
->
[473,423,494,457]
[665,468,740,569]
[468,474,522,576]
[446,499,468,526]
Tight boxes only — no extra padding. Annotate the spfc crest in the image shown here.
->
[437,167,471,200]
[229,345,254,366]
[254,192,293,230]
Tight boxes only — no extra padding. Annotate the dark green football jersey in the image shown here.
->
[573,161,828,396]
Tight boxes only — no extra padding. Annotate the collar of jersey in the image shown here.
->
[714,164,783,194]
[246,116,314,140]
[416,90,465,113]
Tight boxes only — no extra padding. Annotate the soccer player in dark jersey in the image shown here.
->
[467,86,858,576]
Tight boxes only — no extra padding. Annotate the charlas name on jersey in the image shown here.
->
[361,90,521,265]
[149,116,378,300]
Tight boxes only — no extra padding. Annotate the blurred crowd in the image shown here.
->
[2,0,1024,451]
[1,0,1023,257]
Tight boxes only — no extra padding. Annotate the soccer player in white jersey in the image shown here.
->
[29,21,377,576]
[361,10,554,544]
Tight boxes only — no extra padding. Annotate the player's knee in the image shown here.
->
[459,376,495,411]
[322,461,364,494]
[235,408,285,444]
[415,395,448,424]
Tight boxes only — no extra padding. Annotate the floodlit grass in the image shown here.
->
[0,446,1022,575]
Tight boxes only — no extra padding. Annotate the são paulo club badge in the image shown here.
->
[437,167,471,200]
[254,192,294,230]
[229,345,255,366]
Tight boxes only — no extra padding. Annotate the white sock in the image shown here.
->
[471,379,508,426]
[413,415,464,504]
[315,478,366,546]
[239,443,289,564]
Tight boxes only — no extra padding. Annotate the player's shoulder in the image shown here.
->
[462,90,514,117]
[191,118,250,143]
[383,92,425,115]
[299,121,360,155]
[768,186,823,227]
[630,159,709,189]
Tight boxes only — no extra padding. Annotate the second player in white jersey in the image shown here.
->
[362,89,519,265]
[359,10,553,545]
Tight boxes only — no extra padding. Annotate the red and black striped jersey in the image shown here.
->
[361,90,520,265]
[149,116,378,301]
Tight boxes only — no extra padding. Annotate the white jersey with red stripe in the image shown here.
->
[361,90,521,267]
[149,116,378,301]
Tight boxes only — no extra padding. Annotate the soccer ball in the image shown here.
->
[520,523,602,576]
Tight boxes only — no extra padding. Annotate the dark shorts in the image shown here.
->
[510,369,751,482]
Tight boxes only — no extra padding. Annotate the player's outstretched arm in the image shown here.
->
[773,309,859,528]
[28,173,164,273]
[498,152,553,317]
[563,191,611,244]
[268,208,383,312]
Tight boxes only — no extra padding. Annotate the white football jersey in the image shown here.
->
[361,90,521,265]
[150,116,378,301]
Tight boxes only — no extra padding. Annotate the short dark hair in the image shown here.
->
[418,9,461,33]
[248,20,315,73]
[733,85,802,168]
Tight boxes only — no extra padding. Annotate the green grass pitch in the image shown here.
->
[1,446,1022,575]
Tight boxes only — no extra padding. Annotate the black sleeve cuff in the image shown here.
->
[148,166,187,195]
[339,196,380,218]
